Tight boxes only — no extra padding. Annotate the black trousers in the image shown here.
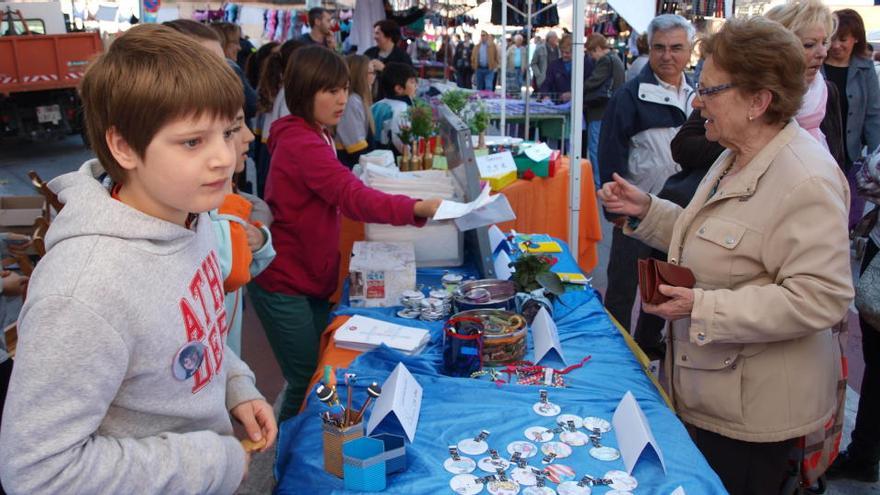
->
[851,239,880,464]
[692,427,797,495]
[604,227,666,356]
[0,358,12,495]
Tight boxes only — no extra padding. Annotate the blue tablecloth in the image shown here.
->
[274,240,727,494]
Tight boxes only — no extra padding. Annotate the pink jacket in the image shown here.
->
[255,115,424,299]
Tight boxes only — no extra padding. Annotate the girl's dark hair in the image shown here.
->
[256,39,305,113]
[245,41,279,89]
[284,45,349,126]
[834,9,869,59]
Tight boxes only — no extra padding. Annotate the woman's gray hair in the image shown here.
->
[647,14,695,45]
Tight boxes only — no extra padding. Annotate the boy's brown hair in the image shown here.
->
[283,46,349,128]
[80,24,242,184]
[162,19,221,42]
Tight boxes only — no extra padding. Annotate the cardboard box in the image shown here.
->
[0,196,45,228]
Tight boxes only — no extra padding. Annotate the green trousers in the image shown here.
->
[248,282,331,421]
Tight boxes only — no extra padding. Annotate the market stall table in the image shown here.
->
[275,239,726,494]
[332,157,601,303]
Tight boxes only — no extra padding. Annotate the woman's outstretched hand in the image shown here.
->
[597,173,652,220]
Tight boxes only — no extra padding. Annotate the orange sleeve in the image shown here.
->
[219,194,255,293]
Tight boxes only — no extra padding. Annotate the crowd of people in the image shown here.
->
[0,2,878,495]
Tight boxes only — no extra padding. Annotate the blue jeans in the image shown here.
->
[588,120,602,189]
[476,68,495,91]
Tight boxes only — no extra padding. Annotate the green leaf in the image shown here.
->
[536,272,565,297]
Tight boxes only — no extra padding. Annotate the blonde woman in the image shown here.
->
[337,55,377,169]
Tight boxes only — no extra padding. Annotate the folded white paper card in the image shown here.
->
[612,391,667,475]
[670,487,686,495]
[494,249,514,280]
[488,225,507,252]
[532,306,567,365]
[453,194,516,231]
[523,142,553,162]
[476,151,517,178]
[433,184,499,221]
[333,315,430,355]
[366,362,423,442]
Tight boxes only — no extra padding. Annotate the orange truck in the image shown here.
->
[0,3,102,140]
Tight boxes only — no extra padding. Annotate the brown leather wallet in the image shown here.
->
[638,258,696,305]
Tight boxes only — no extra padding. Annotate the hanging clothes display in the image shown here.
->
[491,0,559,28]
[692,0,726,18]
[351,0,386,54]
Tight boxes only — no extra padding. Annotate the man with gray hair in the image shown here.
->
[597,14,696,358]
[531,30,560,87]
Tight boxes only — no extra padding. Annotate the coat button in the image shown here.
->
[724,358,731,365]
[664,97,670,102]
[681,355,688,361]
[697,332,706,341]
[725,236,735,245]
[699,227,706,234]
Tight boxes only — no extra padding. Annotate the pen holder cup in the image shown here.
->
[371,433,407,475]
[323,421,364,478]
[442,320,483,377]
[342,436,387,491]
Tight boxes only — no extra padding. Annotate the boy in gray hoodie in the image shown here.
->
[0,25,276,495]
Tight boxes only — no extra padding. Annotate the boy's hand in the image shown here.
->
[414,198,443,219]
[231,399,278,454]
[1,271,29,297]
[243,223,265,252]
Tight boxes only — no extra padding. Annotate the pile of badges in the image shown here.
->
[398,290,425,319]
[442,272,464,292]
[445,390,639,495]
[398,289,454,321]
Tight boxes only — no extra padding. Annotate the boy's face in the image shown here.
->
[232,111,254,173]
[395,77,417,98]
[109,114,238,225]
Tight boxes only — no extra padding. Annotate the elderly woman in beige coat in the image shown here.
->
[598,17,853,495]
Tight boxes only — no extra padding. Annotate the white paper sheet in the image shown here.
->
[333,315,429,355]
[612,391,667,474]
[433,184,498,221]
[366,362,423,442]
[476,151,518,178]
[523,142,553,162]
[494,249,514,280]
[453,194,516,231]
[532,306,567,365]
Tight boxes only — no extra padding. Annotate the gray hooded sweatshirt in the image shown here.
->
[0,160,264,494]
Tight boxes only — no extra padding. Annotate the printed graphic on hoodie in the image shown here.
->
[179,250,227,393]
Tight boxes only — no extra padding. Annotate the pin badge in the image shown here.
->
[604,470,638,491]
[605,491,634,495]
[533,389,561,416]
[589,446,621,461]
[560,430,589,447]
[510,466,539,486]
[523,487,557,495]
[450,473,484,495]
[582,417,611,433]
[446,446,477,474]
[541,441,573,459]
[486,478,520,495]
[507,441,538,459]
[459,430,491,456]
[524,426,554,443]
[478,450,511,473]
[557,481,592,495]
[543,464,576,484]
[557,414,583,429]
[172,341,206,381]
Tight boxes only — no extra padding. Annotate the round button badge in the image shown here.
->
[486,479,521,495]
[172,341,206,381]
[523,487,556,495]
[459,438,489,456]
[507,441,539,459]
[556,414,583,429]
[445,456,477,474]
[557,481,591,495]
[606,491,634,495]
[533,401,562,417]
[478,456,511,473]
[541,441,573,459]
[543,464,576,484]
[604,470,638,491]
[510,466,538,486]
[582,417,611,433]
[450,473,484,495]
[589,446,621,461]
[559,430,589,447]
[524,426,554,443]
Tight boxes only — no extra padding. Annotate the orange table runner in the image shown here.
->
[331,157,602,302]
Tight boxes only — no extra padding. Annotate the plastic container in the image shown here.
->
[452,309,527,366]
[323,421,364,478]
[454,279,517,312]
[442,316,484,377]
[342,437,387,491]
[371,433,407,475]
[365,221,464,267]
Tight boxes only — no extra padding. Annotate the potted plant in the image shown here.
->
[469,103,490,149]
[509,254,564,324]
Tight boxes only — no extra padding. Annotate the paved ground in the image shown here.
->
[3,135,878,494]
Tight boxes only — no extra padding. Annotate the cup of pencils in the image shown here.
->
[318,368,382,478]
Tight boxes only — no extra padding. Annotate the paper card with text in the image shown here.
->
[366,362,423,442]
